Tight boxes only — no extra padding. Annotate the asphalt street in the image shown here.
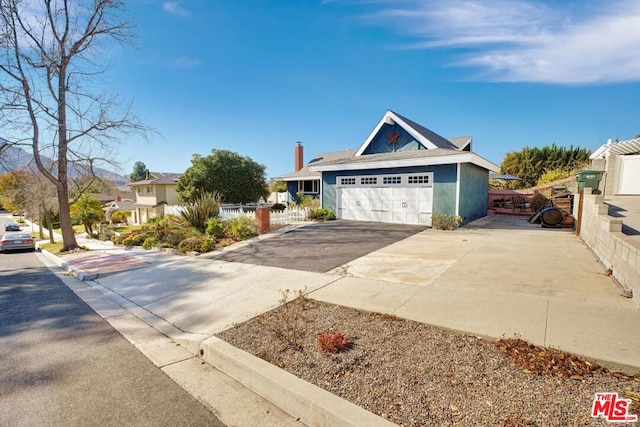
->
[0,247,224,427]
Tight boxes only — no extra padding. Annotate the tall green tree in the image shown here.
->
[177,150,269,204]
[70,194,105,236]
[500,144,591,188]
[0,0,147,251]
[130,161,150,182]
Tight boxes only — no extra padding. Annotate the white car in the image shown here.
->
[0,233,36,253]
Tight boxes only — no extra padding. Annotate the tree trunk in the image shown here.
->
[38,205,44,240]
[45,209,55,244]
[57,59,79,252]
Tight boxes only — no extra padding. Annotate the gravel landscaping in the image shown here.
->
[216,297,640,427]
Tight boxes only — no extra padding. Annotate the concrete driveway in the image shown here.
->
[209,220,426,272]
[328,216,622,301]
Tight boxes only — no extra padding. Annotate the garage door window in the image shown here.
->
[361,177,378,185]
[408,175,430,184]
[383,176,402,184]
[340,178,356,185]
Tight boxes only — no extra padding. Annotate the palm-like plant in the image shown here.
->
[179,191,222,232]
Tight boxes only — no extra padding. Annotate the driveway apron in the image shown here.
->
[209,220,427,272]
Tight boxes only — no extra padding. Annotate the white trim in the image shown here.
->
[455,163,461,216]
[354,110,432,156]
[278,175,319,181]
[310,153,500,173]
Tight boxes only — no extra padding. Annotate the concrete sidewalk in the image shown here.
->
[38,217,640,426]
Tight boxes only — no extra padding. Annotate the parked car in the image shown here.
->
[0,233,36,253]
[5,222,21,231]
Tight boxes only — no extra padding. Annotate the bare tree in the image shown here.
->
[0,0,147,251]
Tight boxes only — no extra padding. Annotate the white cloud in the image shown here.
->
[167,56,201,69]
[365,0,640,84]
[163,1,189,16]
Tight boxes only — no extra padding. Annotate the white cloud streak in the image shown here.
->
[365,0,640,84]
[163,1,189,16]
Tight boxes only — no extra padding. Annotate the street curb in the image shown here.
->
[39,248,97,280]
[200,336,396,427]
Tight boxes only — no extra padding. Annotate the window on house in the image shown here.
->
[136,187,142,195]
[146,186,153,194]
[300,180,318,193]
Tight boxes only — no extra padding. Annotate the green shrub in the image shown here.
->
[227,217,257,241]
[142,236,159,250]
[199,237,216,253]
[177,237,201,253]
[122,232,147,247]
[309,208,335,221]
[294,192,320,209]
[177,236,216,254]
[432,214,463,230]
[205,216,226,239]
[111,233,127,245]
[110,211,129,224]
[180,191,222,232]
[536,168,570,186]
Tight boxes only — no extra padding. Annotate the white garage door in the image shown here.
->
[619,155,640,195]
[336,173,433,226]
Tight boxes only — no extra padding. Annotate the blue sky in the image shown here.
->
[110,0,640,179]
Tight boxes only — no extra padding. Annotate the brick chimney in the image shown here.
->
[294,142,304,172]
[116,195,122,202]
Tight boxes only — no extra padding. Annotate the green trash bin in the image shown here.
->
[576,170,604,194]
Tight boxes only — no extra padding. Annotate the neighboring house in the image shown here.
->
[590,137,640,195]
[277,110,499,226]
[103,197,137,224]
[129,172,182,223]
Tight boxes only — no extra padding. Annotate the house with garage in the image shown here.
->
[277,110,500,226]
[590,137,640,195]
[129,172,182,223]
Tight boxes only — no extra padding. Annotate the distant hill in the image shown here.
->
[0,142,129,186]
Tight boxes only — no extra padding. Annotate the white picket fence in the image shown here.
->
[164,204,310,225]
[219,206,310,225]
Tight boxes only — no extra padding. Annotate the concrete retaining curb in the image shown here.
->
[200,336,397,427]
[39,248,97,280]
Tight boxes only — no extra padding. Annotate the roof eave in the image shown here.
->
[310,153,500,172]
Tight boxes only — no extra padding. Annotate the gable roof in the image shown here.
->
[448,136,472,151]
[129,172,181,186]
[354,110,459,155]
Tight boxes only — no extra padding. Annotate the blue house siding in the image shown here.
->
[321,164,458,216]
[458,163,489,224]
[286,182,298,203]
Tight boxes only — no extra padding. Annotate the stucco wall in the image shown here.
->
[578,192,640,304]
[320,164,459,216]
[459,163,489,223]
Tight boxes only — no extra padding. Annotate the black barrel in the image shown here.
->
[540,207,564,227]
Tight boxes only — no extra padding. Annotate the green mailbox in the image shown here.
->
[576,170,604,194]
